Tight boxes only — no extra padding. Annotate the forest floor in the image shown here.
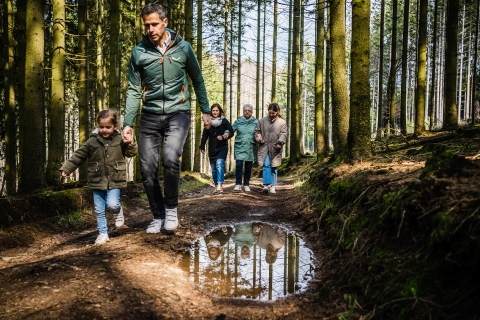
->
[1,128,480,319]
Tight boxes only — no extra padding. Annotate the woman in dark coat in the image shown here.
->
[200,103,234,193]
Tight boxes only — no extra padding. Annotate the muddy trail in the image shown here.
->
[0,178,333,320]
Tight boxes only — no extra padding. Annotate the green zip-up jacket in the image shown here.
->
[123,30,210,127]
[60,130,137,190]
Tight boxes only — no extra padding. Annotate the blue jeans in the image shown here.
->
[262,154,277,186]
[139,111,190,219]
[235,160,253,186]
[93,189,121,234]
[210,158,225,186]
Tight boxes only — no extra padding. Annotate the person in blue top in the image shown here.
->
[232,104,258,192]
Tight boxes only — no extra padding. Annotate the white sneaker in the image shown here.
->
[164,208,178,231]
[95,233,109,245]
[233,185,242,191]
[269,186,276,194]
[262,185,269,194]
[113,207,124,227]
[146,219,164,233]
[244,186,251,192]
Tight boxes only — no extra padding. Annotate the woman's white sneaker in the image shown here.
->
[113,207,124,227]
[164,208,178,231]
[95,233,109,245]
[269,186,276,194]
[233,185,242,191]
[244,186,251,192]
[146,219,164,233]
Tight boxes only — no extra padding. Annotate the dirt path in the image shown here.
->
[0,178,330,319]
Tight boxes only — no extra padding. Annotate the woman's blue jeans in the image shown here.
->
[93,189,121,234]
[210,158,225,186]
[262,154,277,186]
[235,160,253,186]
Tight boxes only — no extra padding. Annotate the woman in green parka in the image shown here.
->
[232,104,258,192]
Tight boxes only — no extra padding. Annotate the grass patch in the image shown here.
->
[179,172,210,194]
[56,211,87,229]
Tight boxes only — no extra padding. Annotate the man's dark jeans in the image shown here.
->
[235,160,253,186]
[139,111,190,220]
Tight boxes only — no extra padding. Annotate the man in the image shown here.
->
[122,3,211,234]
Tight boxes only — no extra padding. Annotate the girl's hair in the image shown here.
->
[210,103,225,117]
[268,103,284,119]
[97,109,118,126]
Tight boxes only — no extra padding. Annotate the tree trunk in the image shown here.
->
[299,0,305,154]
[349,0,372,162]
[96,0,105,114]
[78,0,89,181]
[271,0,278,103]
[236,0,242,118]
[134,0,143,182]
[414,0,427,135]
[285,0,293,156]
[472,0,480,125]
[387,0,398,133]
[109,0,120,110]
[193,0,203,172]
[4,0,16,194]
[429,0,439,131]
[315,0,325,159]
[325,4,331,150]
[223,0,228,112]
[377,0,385,132]
[288,0,301,164]
[330,0,349,159]
[47,0,66,186]
[400,0,409,135]
[457,5,465,122]
[261,0,266,116]
[256,0,261,120]
[444,0,459,128]
[182,0,194,172]
[19,0,46,193]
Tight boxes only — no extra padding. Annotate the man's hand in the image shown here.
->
[122,126,134,144]
[202,113,211,129]
[61,171,68,178]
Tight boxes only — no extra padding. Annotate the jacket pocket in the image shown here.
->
[113,161,127,182]
[88,162,101,183]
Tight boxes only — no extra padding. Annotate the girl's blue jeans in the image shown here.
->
[262,154,278,186]
[210,158,225,186]
[93,189,121,234]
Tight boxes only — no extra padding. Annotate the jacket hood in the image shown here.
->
[141,28,182,49]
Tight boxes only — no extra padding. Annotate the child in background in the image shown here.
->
[60,109,137,244]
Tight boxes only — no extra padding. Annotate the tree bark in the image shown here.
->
[400,0,409,135]
[78,0,89,181]
[429,0,439,131]
[4,0,17,194]
[377,0,385,132]
[325,4,331,150]
[109,0,120,110]
[134,0,143,181]
[47,0,66,186]
[256,0,261,120]
[236,0,242,118]
[289,0,301,164]
[19,0,46,193]
[444,0,459,128]
[387,0,398,133]
[315,0,326,159]
[182,0,194,172]
[285,0,293,156]
[414,0,427,135]
[193,0,203,172]
[330,0,349,159]
[472,0,480,125]
[271,0,278,103]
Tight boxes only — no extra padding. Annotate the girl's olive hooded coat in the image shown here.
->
[60,130,137,190]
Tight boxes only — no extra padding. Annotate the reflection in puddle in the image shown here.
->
[180,223,314,300]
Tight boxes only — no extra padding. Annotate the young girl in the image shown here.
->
[254,103,288,194]
[60,110,137,244]
[200,103,233,193]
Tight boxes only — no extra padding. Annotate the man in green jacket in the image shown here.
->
[122,3,211,234]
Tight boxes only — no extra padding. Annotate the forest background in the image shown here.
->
[0,0,479,195]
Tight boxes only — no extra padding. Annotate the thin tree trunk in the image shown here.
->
[472,0,480,125]
[377,0,385,132]
[256,0,261,120]
[444,0,459,128]
[299,0,305,154]
[414,0,427,135]
[289,0,301,164]
[261,0,266,115]
[349,0,371,162]
[315,0,326,159]
[325,4,331,149]
[457,4,465,122]
[271,0,278,103]
[236,0,242,118]
[330,0,349,159]
[4,0,16,194]
[223,0,228,112]
[229,0,234,171]
[466,25,472,119]
[78,0,89,181]
[400,0,409,135]
[429,0,439,131]
[96,0,104,114]
[109,0,120,110]
[19,0,46,193]
[134,0,143,181]
[285,0,293,156]
[182,0,194,172]
[193,0,203,172]
[387,0,398,133]
[47,0,66,185]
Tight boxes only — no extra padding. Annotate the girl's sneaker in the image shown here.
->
[113,208,124,227]
[95,233,109,245]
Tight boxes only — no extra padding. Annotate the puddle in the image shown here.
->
[180,222,314,301]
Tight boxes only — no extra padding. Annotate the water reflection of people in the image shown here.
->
[204,226,233,260]
[231,223,256,259]
[254,224,286,264]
